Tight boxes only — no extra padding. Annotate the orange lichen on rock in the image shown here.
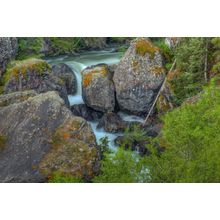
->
[151,66,165,76]
[135,38,160,58]
[7,58,51,80]
[82,65,108,87]
[39,117,98,180]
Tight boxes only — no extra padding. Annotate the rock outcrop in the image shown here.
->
[0,37,17,77]
[3,58,70,106]
[113,38,166,115]
[0,91,99,182]
[71,104,103,121]
[52,63,77,95]
[82,64,115,112]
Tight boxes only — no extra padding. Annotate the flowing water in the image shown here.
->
[46,49,144,148]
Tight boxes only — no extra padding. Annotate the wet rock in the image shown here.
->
[113,38,166,115]
[82,64,115,112]
[71,104,103,121]
[52,63,77,95]
[0,91,99,182]
[114,136,150,156]
[97,112,127,133]
[3,58,70,107]
[0,37,17,77]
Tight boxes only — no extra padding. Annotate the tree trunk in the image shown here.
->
[204,38,209,83]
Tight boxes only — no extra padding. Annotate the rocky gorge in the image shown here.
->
[0,37,171,182]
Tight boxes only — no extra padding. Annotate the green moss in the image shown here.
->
[48,172,83,183]
[39,118,97,180]
[3,58,51,84]
[0,135,7,151]
[135,38,160,59]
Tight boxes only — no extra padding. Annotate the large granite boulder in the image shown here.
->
[0,91,100,182]
[82,64,115,112]
[3,58,70,106]
[52,63,77,95]
[113,38,166,115]
[0,37,17,77]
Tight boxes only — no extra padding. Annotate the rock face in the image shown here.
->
[0,91,99,182]
[52,63,77,95]
[0,90,37,107]
[82,38,107,49]
[82,64,115,112]
[71,104,103,121]
[113,38,166,115]
[0,37,17,77]
[3,58,70,107]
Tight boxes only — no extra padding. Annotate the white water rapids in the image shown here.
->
[46,50,144,149]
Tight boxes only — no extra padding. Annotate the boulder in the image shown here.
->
[3,58,70,107]
[0,37,17,77]
[82,64,115,112]
[0,90,37,107]
[52,63,77,95]
[71,104,103,121]
[97,112,127,133]
[113,38,166,115]
[0,91,100,182]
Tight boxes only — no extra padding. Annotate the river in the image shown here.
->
[46,49,144,148]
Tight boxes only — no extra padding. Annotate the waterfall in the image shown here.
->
[47,50,144,148]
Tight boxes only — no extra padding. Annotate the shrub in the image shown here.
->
[93,148,148,183]
[17,37,44,60]
[48,172,83,183]
[145,78,220,182]
[170,37,207,105]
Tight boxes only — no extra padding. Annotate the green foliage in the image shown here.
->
[109,37,133,44]
[98,136,111,158]
[17,37,44,60]
[48,172,83,183]
[171,37,206,105]
[211,37,220,75]
[121,124,148,149]
[154,39,174,64]
[145,78,220,182]
[46,37,82,56]
[93,148,148,183]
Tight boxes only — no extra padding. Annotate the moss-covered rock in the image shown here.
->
[3,58,70,106]
[39,117,99,181]
[82,64,115,112]
[0,91,99,182]
[113,37,166,115]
